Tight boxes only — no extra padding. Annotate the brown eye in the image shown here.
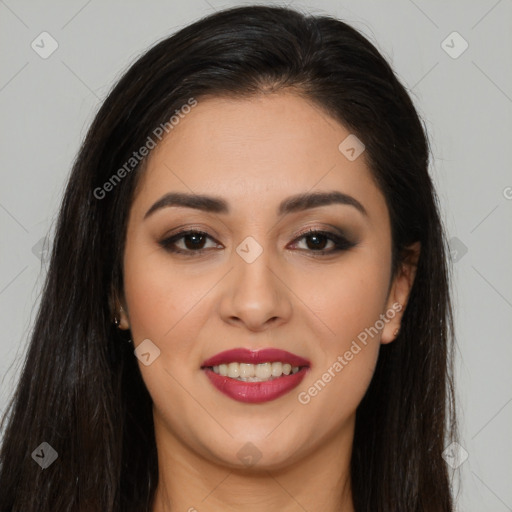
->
[290,229,356,254]
[181,232,207,250]
[302,232,331,250]
[159,230,221,255]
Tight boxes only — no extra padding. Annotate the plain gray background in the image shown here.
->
[1,0,511,510]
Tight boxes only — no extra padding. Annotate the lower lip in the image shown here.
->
[203,367,309,403]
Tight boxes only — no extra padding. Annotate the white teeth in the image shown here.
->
[209,362,301,381]
[239,363,254,379]
[255,362,272,379]
[271,362,283,376]
[227,362,240,378]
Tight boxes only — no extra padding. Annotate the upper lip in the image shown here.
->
[201,348,310,368]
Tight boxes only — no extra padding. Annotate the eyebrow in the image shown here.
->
[144,190,367,219]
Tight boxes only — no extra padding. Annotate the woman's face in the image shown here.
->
[120,92,416,470]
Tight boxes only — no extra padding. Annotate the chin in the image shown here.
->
[202,433,306,472]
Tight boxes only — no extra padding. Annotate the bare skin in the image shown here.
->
[117,91,419,511]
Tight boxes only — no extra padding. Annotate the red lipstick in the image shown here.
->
[201,348,310,404]
[202,348,310,368]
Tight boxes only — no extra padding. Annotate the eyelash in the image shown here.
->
[158,228,356,257]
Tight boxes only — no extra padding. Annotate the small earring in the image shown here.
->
[393,327,400,337]
[114,305,124,328]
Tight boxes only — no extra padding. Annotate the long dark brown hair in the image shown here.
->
[0,5,457,511]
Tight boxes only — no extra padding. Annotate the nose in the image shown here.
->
[218,246,293,332]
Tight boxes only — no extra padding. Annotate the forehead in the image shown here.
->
[132,92,387,222]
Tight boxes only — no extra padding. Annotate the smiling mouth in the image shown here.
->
[200,347,310,403]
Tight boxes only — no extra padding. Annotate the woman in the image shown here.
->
[0,5,457,511]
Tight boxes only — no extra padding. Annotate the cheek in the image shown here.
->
[123,244,202,341]
[303,253,390,343]
[295,255,389,412]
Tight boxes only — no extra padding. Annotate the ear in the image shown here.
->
[381,241,420,344]
[110,285,131,331]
